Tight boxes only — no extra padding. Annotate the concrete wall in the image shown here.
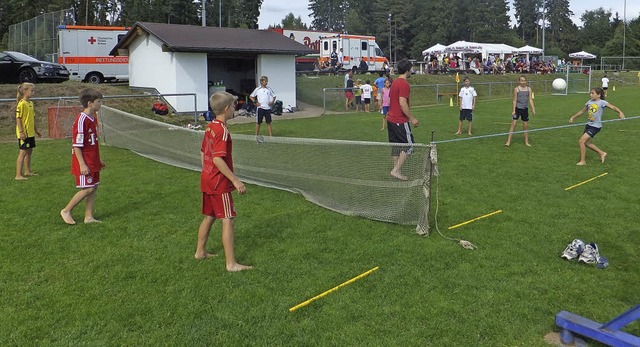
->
[256,55,297,109]
[128,34,207,113]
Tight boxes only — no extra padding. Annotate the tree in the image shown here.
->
[513,0,542,43]
[308,0,348,31]
[281,12,308,30]
[577,8,613,57]
[543,0,578,55]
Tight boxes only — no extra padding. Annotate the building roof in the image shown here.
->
[110,22,315,56]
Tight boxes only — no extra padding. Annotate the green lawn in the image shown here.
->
[1,84,639,345]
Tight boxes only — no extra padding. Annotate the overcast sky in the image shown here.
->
[257,0,640,29]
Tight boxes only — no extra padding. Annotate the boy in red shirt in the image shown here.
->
[195,91,252,272]
[61,89,105,225]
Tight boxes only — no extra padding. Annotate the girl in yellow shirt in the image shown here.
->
[15,82,41,180]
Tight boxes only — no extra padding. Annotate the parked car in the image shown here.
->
[0,51,70,83]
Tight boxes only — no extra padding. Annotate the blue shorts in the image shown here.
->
[382,106,389,116]
[512,108,529,122]
[584,125,601,138]
[460,109,473,121]
[256,108,272,124]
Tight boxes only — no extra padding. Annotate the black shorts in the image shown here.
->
[584,125,601,138]
[603,87,608,90]
[363,98,371,104]
[512,108,529,122]
[18,136,36,150]
[387,121,414,156]
[459,109,473,121]
[355,96,362,104]
[256,108,272,124]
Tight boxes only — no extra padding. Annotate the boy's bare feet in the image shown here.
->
[576,161,586,166]
[600,152,607,163]
[455,131,462,135]
[468,132,472,136]
[525,143,532,147]
[84,218,102,224]
[194,252,217,260]
[60,210,76,225]
[504,143,510,147]
[227,263,253,272]
[390,170,408,181]
[24,172,38,176]
[15,176,28,180]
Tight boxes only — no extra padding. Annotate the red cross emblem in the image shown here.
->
[88,36,96,44]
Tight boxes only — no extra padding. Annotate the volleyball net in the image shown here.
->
[99,106,437,235]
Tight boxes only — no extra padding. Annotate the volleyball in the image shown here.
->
[552,78,567,91]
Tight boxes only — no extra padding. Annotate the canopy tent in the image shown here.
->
[482,43,518,54]
[515,45,543,63]
[422,43,447,56]
[516,45,543,54]
[569,51,597,66]
[445,40,483,53]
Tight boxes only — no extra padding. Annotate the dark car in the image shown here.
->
[0,51,70,83]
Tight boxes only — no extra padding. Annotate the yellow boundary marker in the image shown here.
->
[289,266,379,312]
[564,172,608,191]
[448,210,503,230]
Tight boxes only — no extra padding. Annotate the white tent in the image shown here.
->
[569,51,597,65]
[516,45,543,54]
[569,51,596,59]
[446,40,483,53]
[422,43,447,56]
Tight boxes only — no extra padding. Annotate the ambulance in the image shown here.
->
[57,25,129,83]
[319,34,388,72]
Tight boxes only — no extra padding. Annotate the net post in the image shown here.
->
[416,132,436,236]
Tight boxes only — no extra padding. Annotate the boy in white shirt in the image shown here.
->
[456,77,477,135]
[250,76,276,137]
[360,80,373,112]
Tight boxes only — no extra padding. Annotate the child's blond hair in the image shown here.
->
[16,82,34,103]
[209,91,236,115]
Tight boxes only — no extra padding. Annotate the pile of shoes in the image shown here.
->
[561,239,608,269]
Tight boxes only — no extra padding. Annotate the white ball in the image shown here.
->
[552,78,567,91]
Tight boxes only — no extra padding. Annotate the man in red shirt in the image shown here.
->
[386,60,420,181]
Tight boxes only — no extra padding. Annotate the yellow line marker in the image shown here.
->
[289,266,379,312]
[564,172,608,191]
[448,210,503,230]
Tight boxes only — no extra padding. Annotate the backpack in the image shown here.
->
[152,101,169,115]
[271,100,283,115]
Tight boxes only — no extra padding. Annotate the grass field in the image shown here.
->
[1,79,640,345]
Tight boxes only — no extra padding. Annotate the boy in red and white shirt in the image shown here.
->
[61,89,106,225]
[196,91,252,272]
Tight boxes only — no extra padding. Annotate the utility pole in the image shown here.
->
[623,0,627,70]
[202,0,206,26]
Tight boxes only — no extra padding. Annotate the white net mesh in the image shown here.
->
[99,106,436,234]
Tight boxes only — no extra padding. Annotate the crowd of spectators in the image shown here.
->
[424,54,563,75]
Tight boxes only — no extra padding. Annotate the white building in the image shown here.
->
[110,22,314,113]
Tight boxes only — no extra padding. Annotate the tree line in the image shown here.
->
[1,0,639,61]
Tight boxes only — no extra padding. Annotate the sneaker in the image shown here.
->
[578,243,600,264]
[561,239,585,260]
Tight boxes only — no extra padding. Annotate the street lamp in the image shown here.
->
[388,14,392,65]
[623,0,627,69]
[540,8,546,61]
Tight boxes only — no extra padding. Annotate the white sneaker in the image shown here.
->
[561,239,585,260]
[578,243,599,264]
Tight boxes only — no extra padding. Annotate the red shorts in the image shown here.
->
[74,172,100,188]
[202,192,236,219]
[345,91,354,99]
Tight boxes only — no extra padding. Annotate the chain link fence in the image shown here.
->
[321,78,596,113]
[8,8,75,62]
